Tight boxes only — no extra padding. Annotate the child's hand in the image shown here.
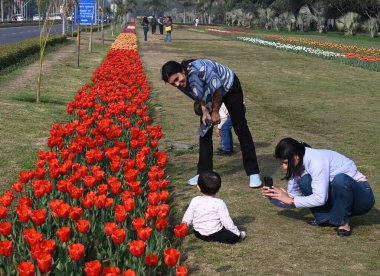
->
[215,128,221,137]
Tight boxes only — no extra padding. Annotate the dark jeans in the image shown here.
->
[143,27,148,41]
[299,174,375,225]
[197,74,260,176]
[159,25,163,34]
[194,227,240,244]
[151,24,156,34]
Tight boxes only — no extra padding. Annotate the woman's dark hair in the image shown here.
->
[142,17,149,24]
[161,59,196,82]
[198,171,221,195]
[274,137,311,180]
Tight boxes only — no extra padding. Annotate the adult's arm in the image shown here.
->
[211,88,222,124]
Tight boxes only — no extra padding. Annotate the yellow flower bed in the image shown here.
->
[111,33,137,50]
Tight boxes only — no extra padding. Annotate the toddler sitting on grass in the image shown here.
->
[182,171,246,244]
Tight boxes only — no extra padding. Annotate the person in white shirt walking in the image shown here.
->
[182,171,246,244]
[262,137,375,237]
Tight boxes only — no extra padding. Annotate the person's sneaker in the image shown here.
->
[249,174,262,188]
[187,175,199,186]
[240,231,246,240]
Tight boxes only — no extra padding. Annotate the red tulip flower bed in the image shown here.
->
[0,25,188,275]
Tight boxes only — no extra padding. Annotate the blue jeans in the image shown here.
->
[165,31,172,42]
[143,27,148,41]
[219,116,233,152]
[299,174,375,225]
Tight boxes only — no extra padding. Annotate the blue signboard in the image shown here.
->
[75,0,97,25]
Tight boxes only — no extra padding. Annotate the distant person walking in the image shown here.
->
[141,16,149,41]
[195,17,199,27]
[158,17,164,35]
[150,15,157,34]
[164,16,173,43]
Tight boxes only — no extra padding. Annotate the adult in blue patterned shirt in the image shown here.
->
[161,59,262,188]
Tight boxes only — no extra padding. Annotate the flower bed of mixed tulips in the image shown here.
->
[0,21,188,276]
[181,24,380,72]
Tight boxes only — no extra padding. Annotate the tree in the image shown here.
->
[143,0,166,16]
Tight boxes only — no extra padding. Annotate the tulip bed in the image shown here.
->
[0,22,188,276]
[182,25,380,72]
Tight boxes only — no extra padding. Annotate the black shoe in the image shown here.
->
[337,229,352,237]
[306,220,332,227]
[215,149,233,156]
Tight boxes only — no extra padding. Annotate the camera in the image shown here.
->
[263,176,273,188]
[199,119,213,137]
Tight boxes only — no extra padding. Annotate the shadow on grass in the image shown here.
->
[10,95,67,105]
[235,215,255,231]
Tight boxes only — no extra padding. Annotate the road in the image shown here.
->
[0,24,70,45]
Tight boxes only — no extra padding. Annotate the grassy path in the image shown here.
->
[0,31,115,190]
[137,27,380,275]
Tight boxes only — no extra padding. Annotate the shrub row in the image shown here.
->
[0,35,67,71]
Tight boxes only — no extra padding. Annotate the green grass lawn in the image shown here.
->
[138,27,380,275]
[0,31,114,191]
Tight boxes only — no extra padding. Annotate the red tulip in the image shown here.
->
[23,228,43,246]
[111,228,126,244]
[69,206,83,221]
[155,218,168,230]
[124,169,138,182]
[158,204,169,218]
[129,240,146,257]
[147,192,159,205]
[159,190,169,201]
[12,181,23,192]
[132,218,145,231]
[84,260,102,276]
[145,254,159,267]
[176,265,188,276]
[0,221,12,236]
[174,223,188,238]
[148,180,159,191]
[0,240,12,256]
[123,197,135,212]
[76,220,90,234]
[98,184,108,195]
[159,179,169,189]
[0,206,8,219]
[136,226,152,241]
[104,222,118,236]
[56,203,71,218]
[36,253,52,272]
[122,269,136,276]
[0,190,14,206]
[30,209,47,226]
[83,175,96,188]
[18,261,36,276]
[68,243,85,261]
[103,266,120,276]
[105,197,114,207]
[57,227,71,242]
[114,205,127,223]
[164,248,180,267]
[19,196,32,206]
